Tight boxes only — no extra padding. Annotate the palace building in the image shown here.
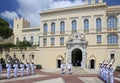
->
[1,0,120,70]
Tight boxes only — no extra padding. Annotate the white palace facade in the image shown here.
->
[1,0,120,70]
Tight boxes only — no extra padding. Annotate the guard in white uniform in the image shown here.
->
[13,61,18,77]
[0,60,2,73]
[105,65,109,83]
[60,63,66,74]
[109,63,114,83]
[67,62,72,74]
[30,62,34,75]
[20,62,24,76]
[6,60,11,78]
[26,62,30,75]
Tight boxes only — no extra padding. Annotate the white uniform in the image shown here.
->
[67,63,72,74]
[26,63,30,75]
[105,67,109,83]
[6,63,11,78]
[0,63,2,73]
[20,63,24,76]
[30,63,34,75]
[60,63,66,74]
[109,66,114,83]
[13,63,18,77]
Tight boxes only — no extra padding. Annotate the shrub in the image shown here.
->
[35,64,42,69]
[115,66,120,72]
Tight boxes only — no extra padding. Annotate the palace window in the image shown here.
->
[72,20,77,32]
[95,0,99,3]
[13,55,16,58]
[51,22,55,34]
[16,37,19,42]
[107,33,118,44]
[43,23,48,34]
[96,18,101,30]
[84,19,89,31]
[107,16,117,29]
[97,35,101,43]
[51,38,55,45]
[43,38,47,46]
[22,55,25,59]
[30,36,34,44]
[110,54,115,59]
[60,37,64,45]
[88,0,92,5]
[38,36,40,46]
[31,55,34,59]
[23,37,26,41]
[60,21,65,33]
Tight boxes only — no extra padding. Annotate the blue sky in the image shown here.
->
[0,0,120,28]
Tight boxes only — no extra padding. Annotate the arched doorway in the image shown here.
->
[72,49,82,67]
[90,59,95,69]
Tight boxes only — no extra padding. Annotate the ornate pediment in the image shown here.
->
[67,32,88,49]
[67,32,87,43]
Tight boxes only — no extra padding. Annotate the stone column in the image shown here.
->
[118,14,120,28]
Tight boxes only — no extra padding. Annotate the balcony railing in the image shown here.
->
[107,28,118,32]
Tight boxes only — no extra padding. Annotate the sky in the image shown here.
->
[0,0,120,28]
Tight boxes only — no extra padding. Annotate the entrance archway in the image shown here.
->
[72,49,82,66]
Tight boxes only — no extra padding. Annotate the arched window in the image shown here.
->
[72,20,77,32]
[96,18,101,30]
[88,0,91,5]
[31,36,34,44]
[51,22,55,34]
[43,23,48,34]
[84,19,89,31]
[95,0,99,3]
[107,16,117,29]
[60,21,65,33]
[107,33,118,44]
[23,37,26,41]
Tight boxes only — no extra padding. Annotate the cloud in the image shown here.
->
[0,11,19,21]
[49,0,84,9]
[16,0,53,27]
[0,0,84,27]
[16,0,84,27]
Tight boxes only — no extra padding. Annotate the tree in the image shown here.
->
[0,18,13,39]
[16,40,32,50]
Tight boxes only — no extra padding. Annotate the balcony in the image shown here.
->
[107,43,119,48]
[71,30,77,33]
[51,32,55,35]
[84,30,89,33]
[107,28,118,32]
[43,32,47,35]
[60,31,65,35]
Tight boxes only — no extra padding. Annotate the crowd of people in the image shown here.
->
[0,59,35,79]
[60,62,73,74]
[99,62,114,83]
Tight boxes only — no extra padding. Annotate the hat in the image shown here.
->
[109,63,112,66]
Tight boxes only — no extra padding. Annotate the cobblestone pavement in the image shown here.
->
[0,69,120,83]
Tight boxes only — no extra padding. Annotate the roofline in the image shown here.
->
[40,3,107,15]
